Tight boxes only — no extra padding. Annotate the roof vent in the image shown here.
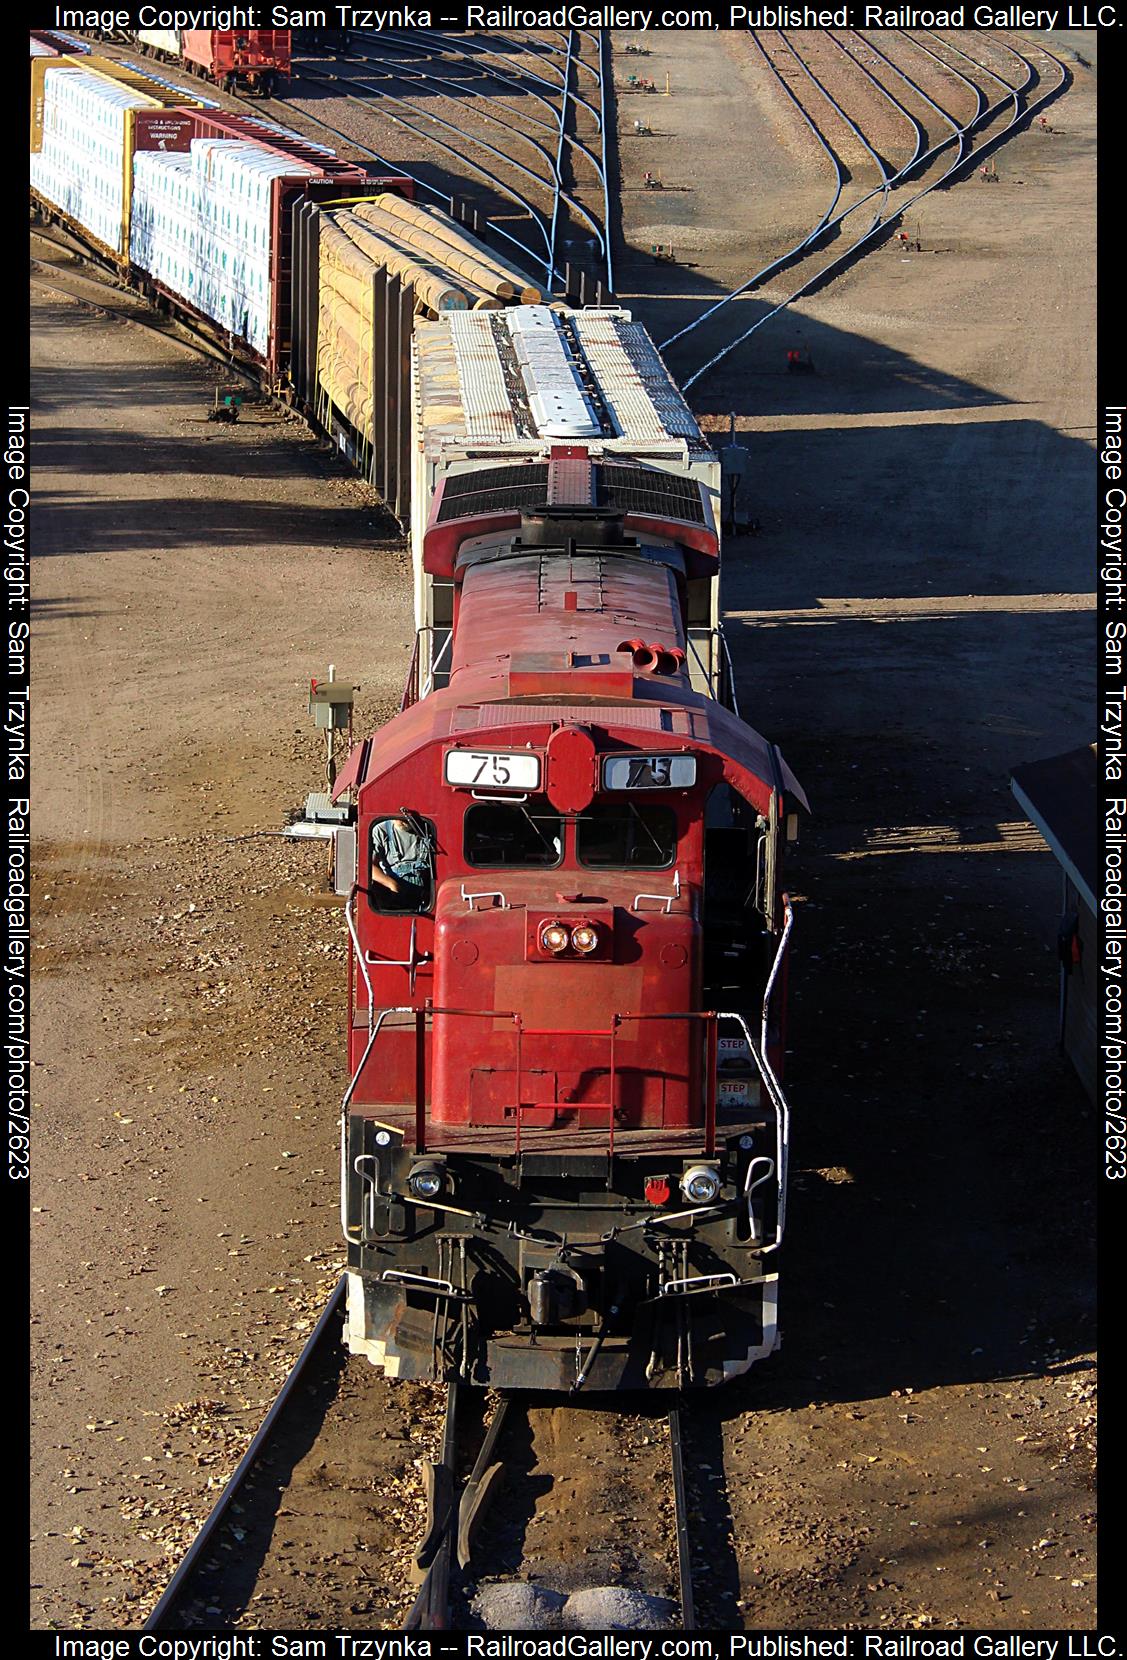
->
[508,307,600,439]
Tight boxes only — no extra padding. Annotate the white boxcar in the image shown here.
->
[135,28,182,55]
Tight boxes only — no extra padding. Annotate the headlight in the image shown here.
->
[407,1162,445,1200]
[540,922,570,955]
[681,1164,721,1205]
[571,923,598,955]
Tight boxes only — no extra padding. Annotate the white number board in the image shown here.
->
[444,750,541,791]
[602,754,697,791]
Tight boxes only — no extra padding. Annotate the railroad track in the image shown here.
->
[404,1389,702,1631]
[142,1318,713,1633]
[143,1280,349,1631]
[29,227,262,384]
[663,28,1070,392]
[276,30,613,299]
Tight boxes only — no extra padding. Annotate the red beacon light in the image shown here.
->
[644,1176,671,1206]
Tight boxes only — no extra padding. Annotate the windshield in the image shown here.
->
[577,803,676,868]
[465,802,564,867]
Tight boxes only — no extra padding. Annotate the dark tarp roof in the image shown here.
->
[1011,743,1097,910]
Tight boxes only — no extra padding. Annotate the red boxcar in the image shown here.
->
[180,29,291,93]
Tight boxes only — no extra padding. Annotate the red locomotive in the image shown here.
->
[133,28,290,94]
[318,306,806,1391]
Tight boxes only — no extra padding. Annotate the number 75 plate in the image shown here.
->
[444,749,542,791]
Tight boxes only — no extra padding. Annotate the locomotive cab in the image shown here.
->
[334,687,803,1388]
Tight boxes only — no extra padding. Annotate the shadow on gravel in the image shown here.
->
[32,425,352,483]
[30,494,395,555]
[174,1325,350,1628]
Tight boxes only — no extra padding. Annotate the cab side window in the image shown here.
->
[369,815,435,914]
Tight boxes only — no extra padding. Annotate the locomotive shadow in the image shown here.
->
[716,417,1095,608]
[707,637,1096,1412]
[643,286,1021,424]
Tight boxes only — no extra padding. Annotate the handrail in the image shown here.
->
[345,888,374,1030]
[338,936,794,1236]
[632,869,681,913]
[460,885,509,911]
[364,915,432,995]
[421,625,453,699]
[400,631,422,714]
[340,1003,416,1242]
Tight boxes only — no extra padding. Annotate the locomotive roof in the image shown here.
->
[414,305,712,461]
[334,682,808,817]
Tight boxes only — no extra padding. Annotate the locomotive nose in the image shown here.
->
[431,879,698,1129]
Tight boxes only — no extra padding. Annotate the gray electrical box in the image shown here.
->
[309,678,357,730]
[305,791,352,825]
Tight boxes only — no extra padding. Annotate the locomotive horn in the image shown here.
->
[617,638,660,671]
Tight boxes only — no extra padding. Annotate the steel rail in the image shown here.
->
[853,29,976,166]
[402,1387,522,1630]
[907,29,996,107]
[547,28,576,290]
[403,1380,461,1630]
[669,1404,696,1630]
[437,27,611,291]
[824,29,928,160]
[326,57,570,215]
[662,21,949,357]
[315,31,609,292]
[599,27,615,294]
[295,65,606,278]
[992,28,1070,88]
[401,1387,707,1631]
[504,26,603,85]
[281,69,554,278]
[374,29,604,129]
[890,28,993,124]
[260,92,550,278]
[298,67,556,264]
[922,24,1031,92]
[330,32,605,184]
[679,33,1050,389]
[777,29,892,228]
[780,28,893,206]
[142,1276,347,1630]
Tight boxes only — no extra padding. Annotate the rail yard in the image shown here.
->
[30,24,1096,1633]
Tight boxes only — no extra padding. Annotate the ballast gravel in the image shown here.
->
[472,1584,676,1630]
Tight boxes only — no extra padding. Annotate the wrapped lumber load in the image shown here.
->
[131,135,317,358]
[30,54,204,259]
[355,196,542,304]
[30,64,153,256]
